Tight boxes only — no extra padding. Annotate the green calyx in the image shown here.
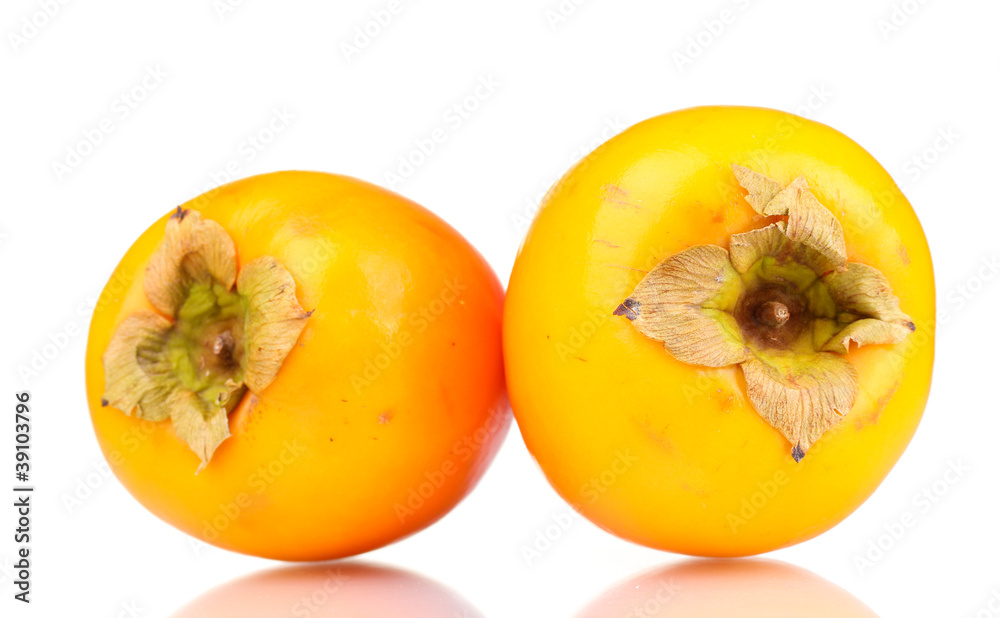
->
[615,165,914,462]
[102,209,310,472]
[165,281,247,411]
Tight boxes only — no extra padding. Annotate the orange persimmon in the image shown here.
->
[86,172,509,560]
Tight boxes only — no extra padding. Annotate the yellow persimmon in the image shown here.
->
[86,172,509,560]
[504,106,934,556]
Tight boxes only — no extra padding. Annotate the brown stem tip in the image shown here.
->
[756,301,790,328]
[212,331,235,361]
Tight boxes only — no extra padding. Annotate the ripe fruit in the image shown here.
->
[504,106,934,556]
[86,172,509,560]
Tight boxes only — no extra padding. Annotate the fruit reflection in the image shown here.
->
[576,559,877,618]
[171,562,484,617]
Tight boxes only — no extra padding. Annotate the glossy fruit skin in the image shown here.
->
[86,172,509,561]
[504,106,934,557]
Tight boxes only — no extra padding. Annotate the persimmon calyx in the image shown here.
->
[614,165,914,461]
[101,208,311,472]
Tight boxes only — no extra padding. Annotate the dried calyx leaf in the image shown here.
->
[102,208,310,472]
[743,352,858,461]
[144,209,237,316]
[614,245,748,367]
[615,166,912,461]
[238,257,314,392]
[731,166,847,274]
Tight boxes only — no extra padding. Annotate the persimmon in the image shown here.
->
[85,172,509,561]
[504,106,934,556]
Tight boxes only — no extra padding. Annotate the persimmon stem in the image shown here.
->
[213,331,236,363]
[756,301,790,328]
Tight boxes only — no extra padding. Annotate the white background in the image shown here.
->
[1,0,998,616]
